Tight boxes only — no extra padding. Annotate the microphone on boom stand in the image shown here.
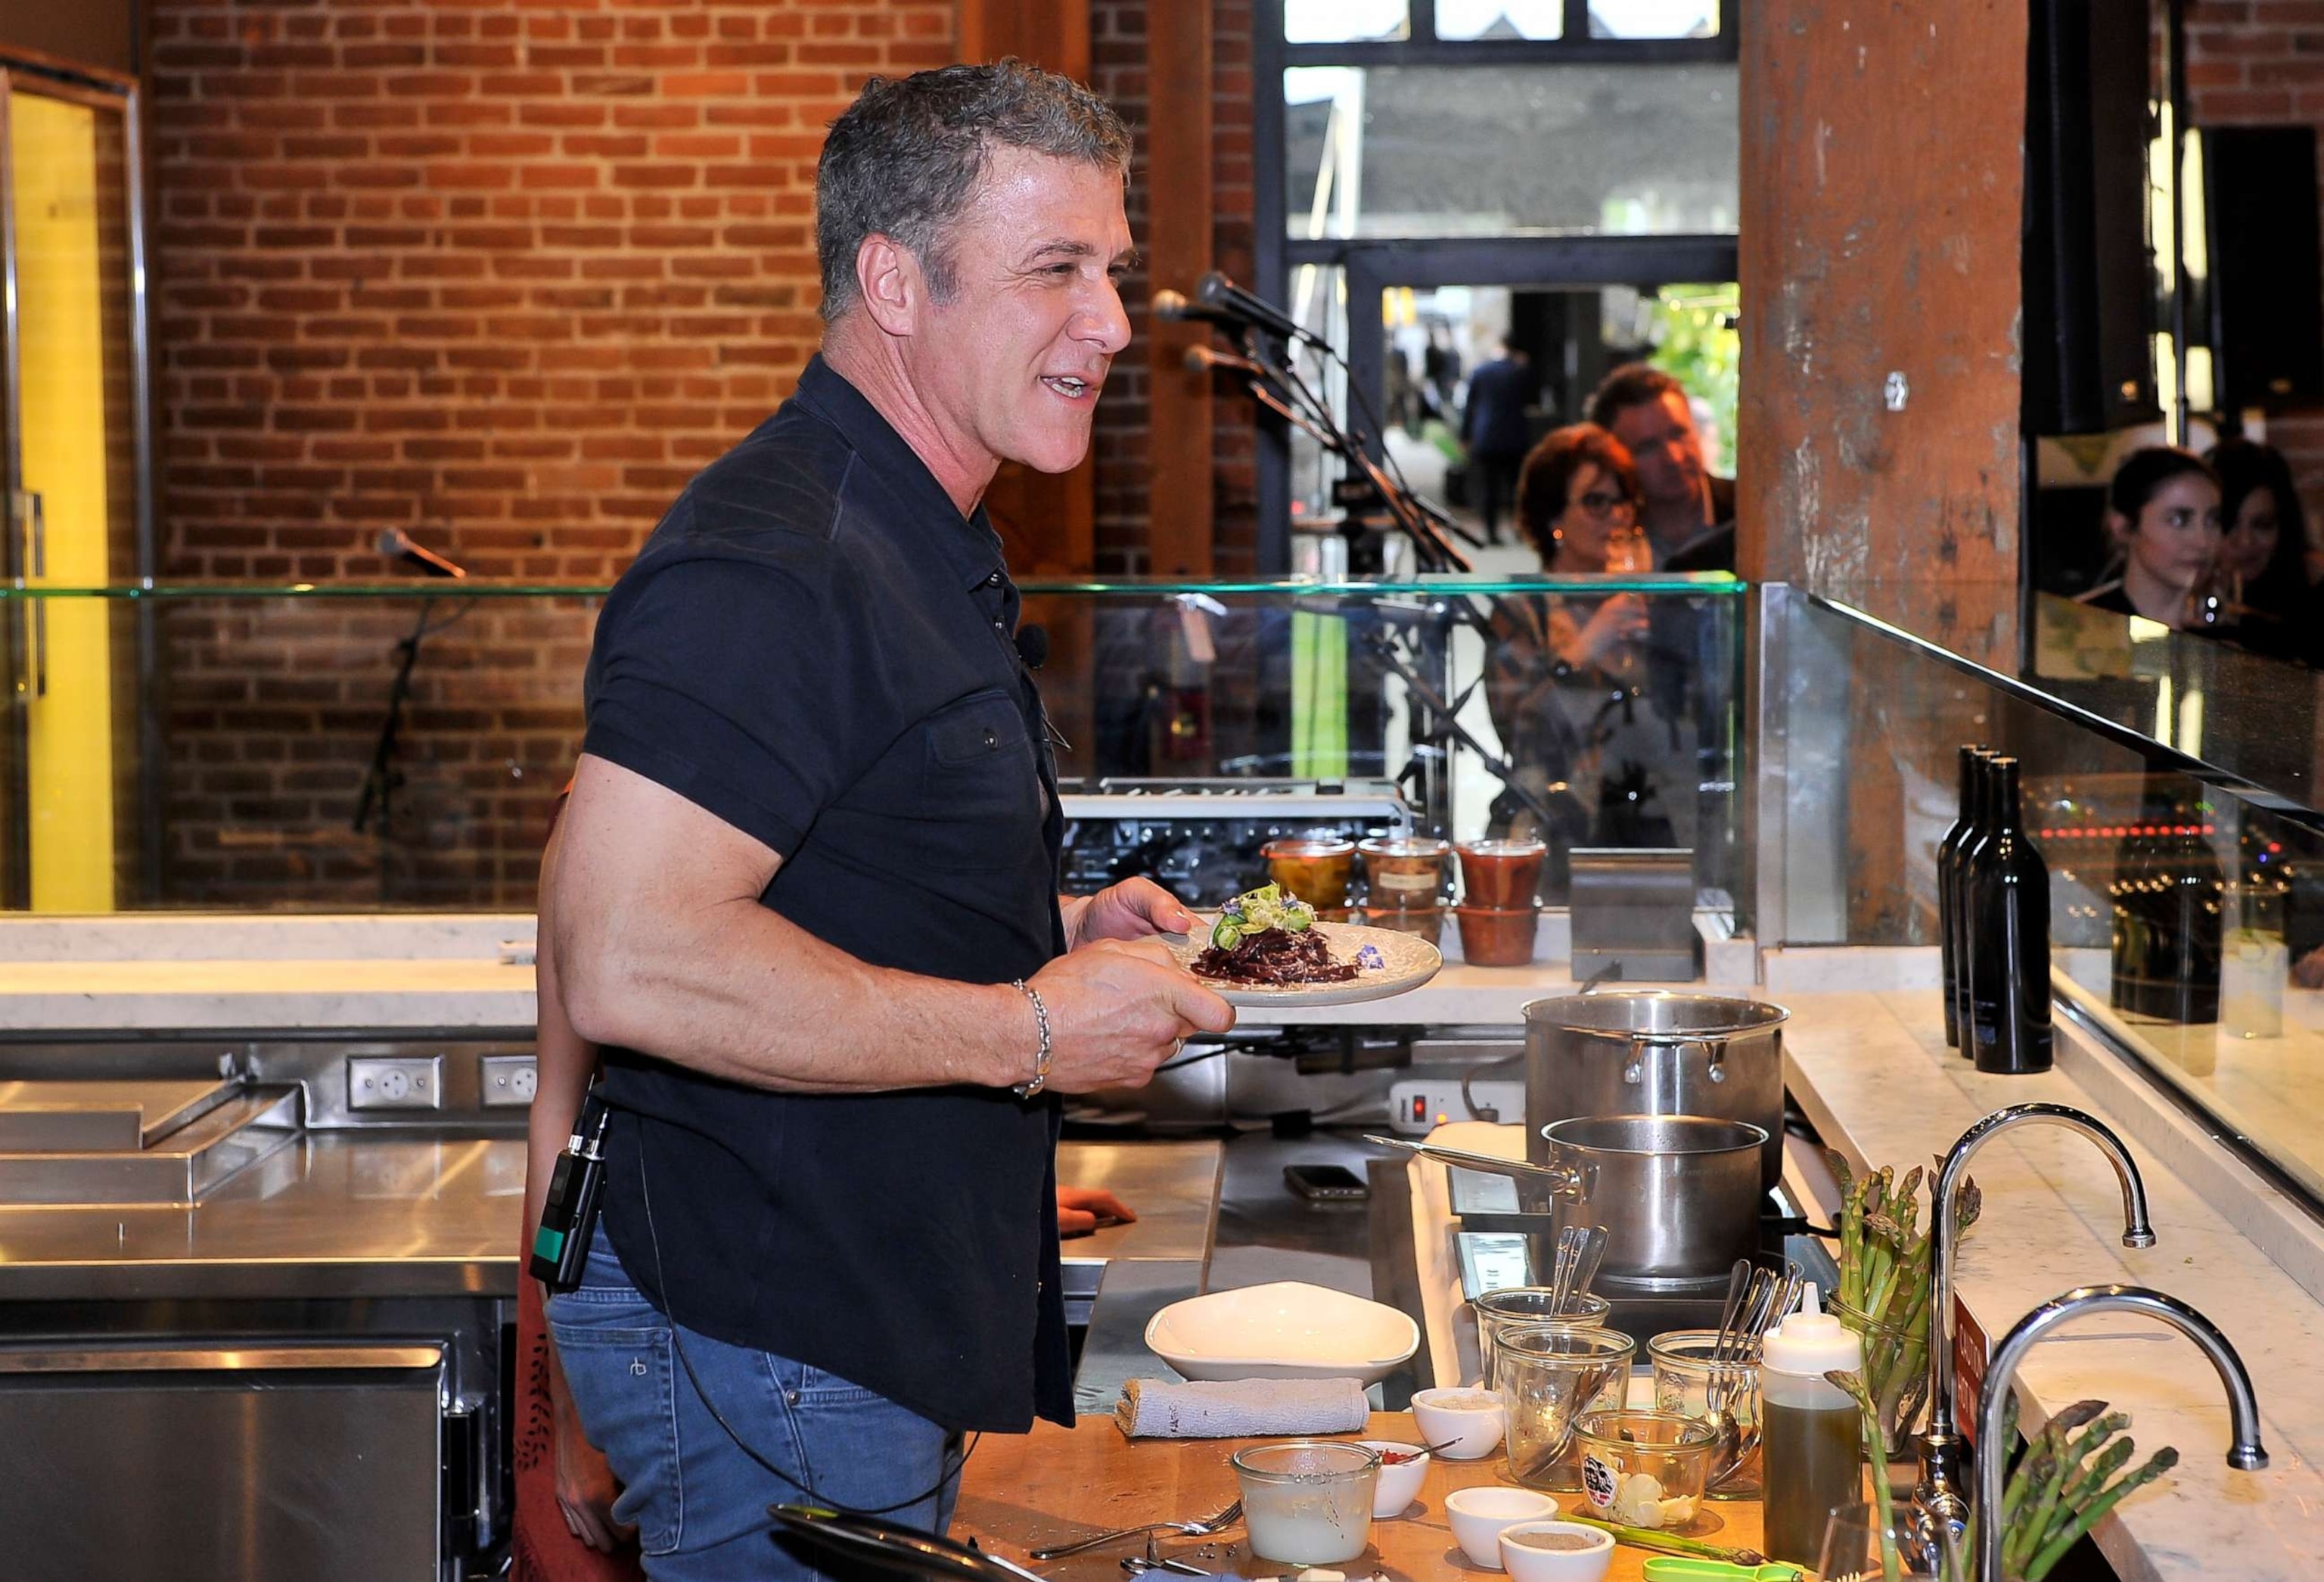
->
[354,529,469,835]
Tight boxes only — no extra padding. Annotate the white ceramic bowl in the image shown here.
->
[1444,1485,1558,1570]
[1355,1439,1428,1518]
[1497,1521,1614,1582]
[1409,1385,1505,1460]
[1145,1282,1420,1385]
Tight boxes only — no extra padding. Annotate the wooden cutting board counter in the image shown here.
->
[953,1412,1771,1582]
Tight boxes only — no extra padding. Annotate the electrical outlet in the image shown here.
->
[1385,1077,1524,1135]
[347,1055,444,1111]
[480,1055,538,1108]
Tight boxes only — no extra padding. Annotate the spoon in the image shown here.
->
[1568,1224,1610,1303]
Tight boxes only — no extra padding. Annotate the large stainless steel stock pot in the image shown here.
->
[1523,991,1790,1189]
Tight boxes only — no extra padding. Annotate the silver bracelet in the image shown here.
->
[1010,978,1054,1099]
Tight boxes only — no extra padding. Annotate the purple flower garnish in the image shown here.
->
[1356,944,1384,971]
[1224,900,1244,917]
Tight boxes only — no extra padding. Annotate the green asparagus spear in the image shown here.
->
[2023,1447,2181,1582]
[1828,1369,1903,1582]
[2049,1437,2135,1547]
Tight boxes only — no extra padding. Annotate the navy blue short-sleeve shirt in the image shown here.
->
[579,354,1073,1434]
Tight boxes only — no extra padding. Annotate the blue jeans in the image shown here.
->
[548,1222,964,1581]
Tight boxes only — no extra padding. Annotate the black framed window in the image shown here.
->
[1251,0,1741,567]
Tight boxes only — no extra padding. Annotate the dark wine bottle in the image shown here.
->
[2109,785,2223,1022]
[1937,745,1987,1050]
[1953,751,1997,1057]
[2107,810,2148,1014]
[1969,757,2053,1073]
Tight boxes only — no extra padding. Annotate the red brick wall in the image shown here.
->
[1089,0,1260,576]
[148,0,954,905]
[2183,0,2324,543]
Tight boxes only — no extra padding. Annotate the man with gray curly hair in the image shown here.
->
[545,60,1232,1577]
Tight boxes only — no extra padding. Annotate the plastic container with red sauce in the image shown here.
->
[1456,905,1540,966]
[1458,837,1548,909]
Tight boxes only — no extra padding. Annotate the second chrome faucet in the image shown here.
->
[1910,1102,2158,1541]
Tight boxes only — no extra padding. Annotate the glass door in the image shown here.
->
[0,61,148,911]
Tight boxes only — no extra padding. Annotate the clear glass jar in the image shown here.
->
[1231,1439,1381,1565]
[1496,1325,1634,1492]
[1472,1288,1611,1389]
[1648,1328,1762,1499]
[1829,1294,1929,1464]
[1571,1409,1718,1534]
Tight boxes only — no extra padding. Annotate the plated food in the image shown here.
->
[1172,884,1443,1009]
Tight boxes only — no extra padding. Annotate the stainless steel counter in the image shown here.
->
[0,1132,524,1300]
[0,1133,1228,1306]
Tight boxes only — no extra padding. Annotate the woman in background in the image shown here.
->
[1484,426,1682,887]
[2207,437,2314,661]
[2077,448,2224,630]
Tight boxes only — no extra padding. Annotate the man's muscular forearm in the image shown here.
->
[550,757,1230,1096]
[551,756,1034,1094]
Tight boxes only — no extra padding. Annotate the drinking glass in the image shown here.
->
[1829,1294,1930,1463]
[1816,1503,1943,1582]
[1471,1287,1611,1389]
[1647,1327,1761,1498]
[1496,1325,1634,1492]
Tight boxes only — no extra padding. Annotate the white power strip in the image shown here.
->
[1385,1077,1526,1134]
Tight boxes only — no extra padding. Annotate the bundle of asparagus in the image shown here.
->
[1825,1375,2176,1582]
[1825,1150,1982,1457]
[1974,1393,2180,1582]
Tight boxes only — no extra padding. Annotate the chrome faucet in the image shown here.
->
[1912,1105,2157,1542]
[1974,1285,2266,1582]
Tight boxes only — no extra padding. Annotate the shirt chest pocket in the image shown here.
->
[903,690,1046,871]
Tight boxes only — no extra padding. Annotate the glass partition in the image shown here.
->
[1760,582,2324,1206]
[0,575,1744,915]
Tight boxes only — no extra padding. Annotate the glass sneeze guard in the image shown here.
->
[0,576,1744,918]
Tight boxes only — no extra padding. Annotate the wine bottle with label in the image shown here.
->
[1968,756,2053,1073]
[1937,745,1987,1050]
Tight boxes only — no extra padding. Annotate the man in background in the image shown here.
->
[1463,344,1537,545]
[1588,362,1734,573]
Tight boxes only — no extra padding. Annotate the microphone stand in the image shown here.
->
[1355,625,1562,831]
[353,598,435,837]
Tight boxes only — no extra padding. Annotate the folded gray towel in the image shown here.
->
[1114,1376,1371,1438]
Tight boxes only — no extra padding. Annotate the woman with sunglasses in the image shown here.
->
[1484,426,1682,896]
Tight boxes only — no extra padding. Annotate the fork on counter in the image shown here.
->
[1029,1500,1243,1562]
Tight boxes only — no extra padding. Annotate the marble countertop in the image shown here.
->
[0,912,1770,1033]
[1782,988,2324,1582]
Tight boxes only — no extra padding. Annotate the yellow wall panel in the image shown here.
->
[12,89,117,912]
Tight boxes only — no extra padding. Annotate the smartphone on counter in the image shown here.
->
[1283,1162,1369,1201]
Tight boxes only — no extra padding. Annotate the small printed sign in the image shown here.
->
[1955,1295,1990,1447]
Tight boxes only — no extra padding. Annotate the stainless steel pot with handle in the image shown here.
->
[1542,1114,1767,1283]
[1370,1115,1769,1285]
[1522,991,1790,1188]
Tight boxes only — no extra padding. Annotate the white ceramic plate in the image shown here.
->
[1145,1280,1421,1385]
[1169,919,1443,1008]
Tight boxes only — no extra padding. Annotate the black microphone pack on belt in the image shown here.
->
[530,1084,612,1294]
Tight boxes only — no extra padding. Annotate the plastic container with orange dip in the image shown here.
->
[1261,836,1356,915]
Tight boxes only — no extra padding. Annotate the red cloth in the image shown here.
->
[512,1272,645,1582]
